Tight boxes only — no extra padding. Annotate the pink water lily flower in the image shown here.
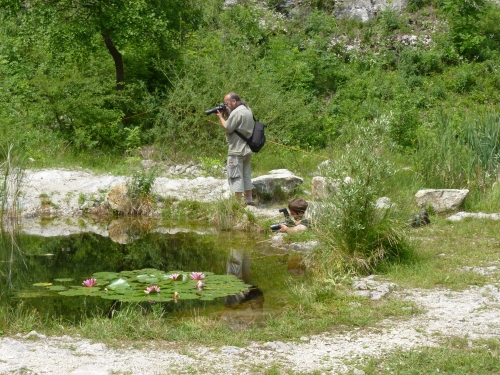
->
[190,272,205,280]
[82,278,97,288]
[144,285,160,294]
[169,273,181,280]
[196,281,204,290]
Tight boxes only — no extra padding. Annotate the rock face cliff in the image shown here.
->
[225,0,408,21]
[334,0,406,21]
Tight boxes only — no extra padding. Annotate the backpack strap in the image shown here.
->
[234,115,256,142]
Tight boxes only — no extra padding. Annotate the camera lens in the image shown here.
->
[270,224,280,231]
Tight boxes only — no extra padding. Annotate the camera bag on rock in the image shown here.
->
[234,115,266,153]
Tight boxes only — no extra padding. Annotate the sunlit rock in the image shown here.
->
[251,169,303,198]
[106,183,131,213]
[334,0,406,22]
[415,189,469,213]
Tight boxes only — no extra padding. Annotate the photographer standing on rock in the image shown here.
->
[216,92,255,206]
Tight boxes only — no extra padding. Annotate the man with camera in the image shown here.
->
[216,92,255,206]
[278,197,310,233]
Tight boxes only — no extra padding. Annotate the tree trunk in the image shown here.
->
[101,34,124,91]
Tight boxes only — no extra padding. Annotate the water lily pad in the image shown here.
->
[59,287,103,296]
[54,278,74,282]
[136,274,159,284]
[47,286,67,291]
[92,272,120,281]
[107,278,131,290]
[176,292,200,300]
[27,268,250,304]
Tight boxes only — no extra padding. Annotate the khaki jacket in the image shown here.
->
[225,105,254,156]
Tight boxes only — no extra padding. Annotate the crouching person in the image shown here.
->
[279,197,310,234]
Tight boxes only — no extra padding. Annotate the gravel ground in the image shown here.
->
[1,283,499,375]
[2,169,500,374]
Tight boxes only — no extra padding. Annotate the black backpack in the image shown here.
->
[234,115,266,153]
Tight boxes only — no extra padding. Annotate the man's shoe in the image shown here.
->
[245,201,255,207]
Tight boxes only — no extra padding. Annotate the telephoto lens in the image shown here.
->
[204,103,226,115]
[270,224,281,231]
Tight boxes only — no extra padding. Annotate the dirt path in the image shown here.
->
[1,284,499,375]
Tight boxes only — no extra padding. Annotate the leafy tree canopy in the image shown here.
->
[0,0,202,88]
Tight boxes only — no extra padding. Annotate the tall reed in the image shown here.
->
[0,145,26,288]
[415,110,500,190]
[465,111,500,191]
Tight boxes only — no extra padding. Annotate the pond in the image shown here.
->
[0,217,303,330]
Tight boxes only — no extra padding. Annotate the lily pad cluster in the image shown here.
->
[31,269,251,303]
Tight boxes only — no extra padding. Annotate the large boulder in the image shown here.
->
[415,189,469,213]
[252,169,303,198]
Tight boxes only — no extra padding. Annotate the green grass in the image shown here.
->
[361,338,500,374]
[0,286,417,346]
[383,217,500,289]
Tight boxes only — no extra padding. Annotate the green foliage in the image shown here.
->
[414,110,500,190]
[439,0,488,60]
[379,9,403,33]
[212,197,249,231]
[314,119,415,275]
[407,0,433,12]
[414,112,469,188]
[398,49,444,77]
[1,0,500,197]
[126,168,157,214]
[301,0,336,12]
[128,169,157,199]
[363,338,500,374]
[27,269,250,303]
[388,103,422,149]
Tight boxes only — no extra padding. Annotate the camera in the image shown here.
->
[205,103,226,115]
[270,208,291,231]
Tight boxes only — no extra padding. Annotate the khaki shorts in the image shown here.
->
[227,154,253,193]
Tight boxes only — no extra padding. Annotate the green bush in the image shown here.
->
[407,0,433,12]
[388,101,422,149]
[314,119,415,275]
[450,66,477,93]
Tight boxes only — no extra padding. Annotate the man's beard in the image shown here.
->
[225,107,232,116]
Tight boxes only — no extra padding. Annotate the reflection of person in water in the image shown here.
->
[223,248,264,329]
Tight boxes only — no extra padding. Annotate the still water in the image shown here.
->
[0,218,302,329]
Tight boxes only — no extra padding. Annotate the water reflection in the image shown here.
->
[223,248,265,330]
[1,218,295,328]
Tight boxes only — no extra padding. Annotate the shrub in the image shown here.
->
[313,118,415,275]
[407,0,433,12]
[450,66,477,93]
[388,102,422,149]
[126,168,157,214]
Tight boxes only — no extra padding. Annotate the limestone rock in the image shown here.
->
[251,169,303,198]
[311,176,338,199]
[415,189,469,213]
[107,183,131,213]
[334,0,406,22]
